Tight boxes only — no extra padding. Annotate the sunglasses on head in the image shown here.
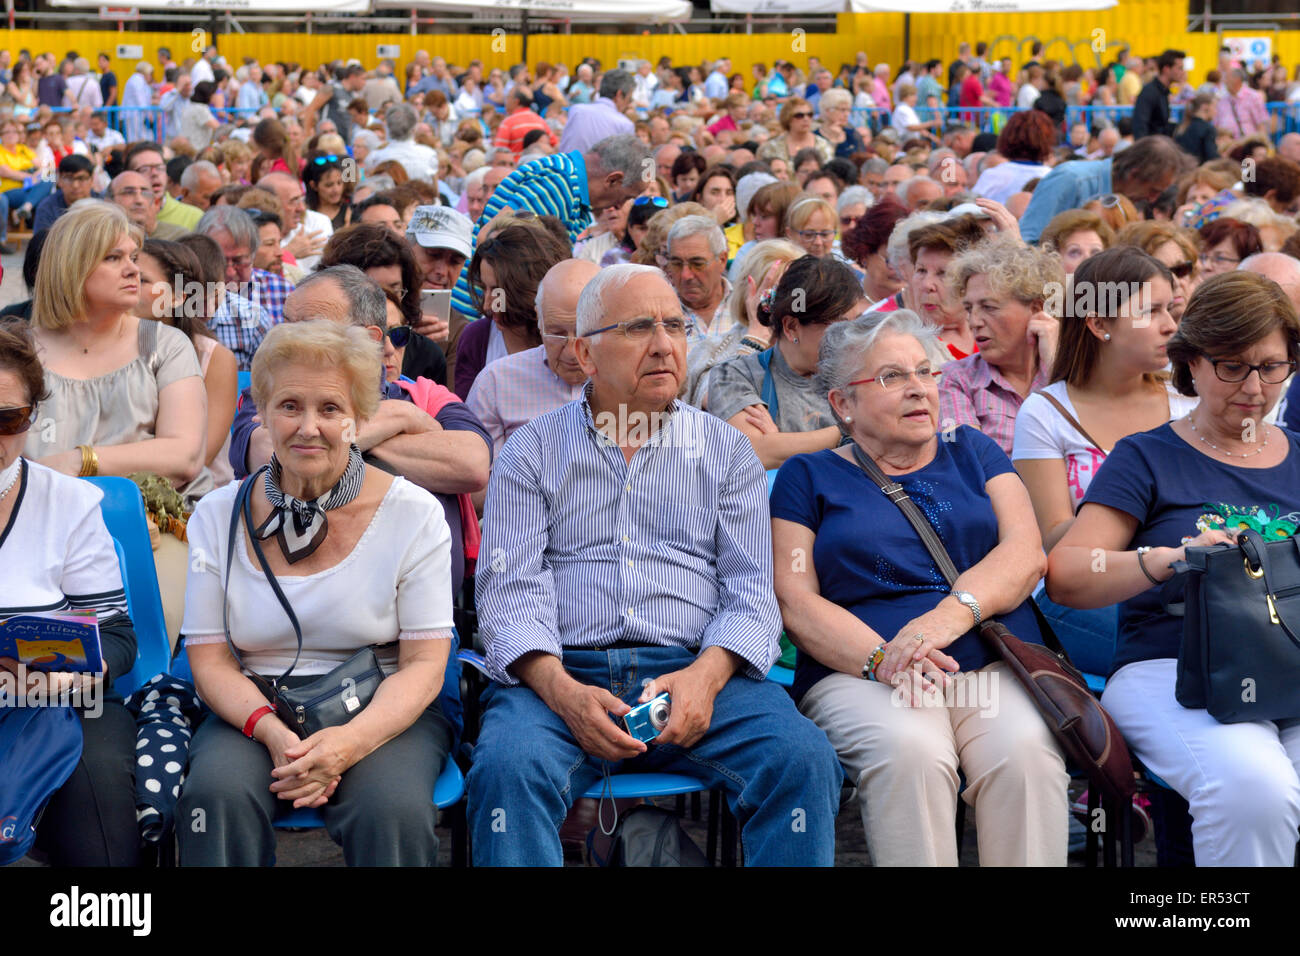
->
[0,404,36,437]
[633,196,669,208]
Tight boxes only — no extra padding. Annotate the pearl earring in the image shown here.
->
[792,337,799,344]
[843,416,853,424]
[1103,333,1111,341]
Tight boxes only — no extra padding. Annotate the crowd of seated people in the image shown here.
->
[5,37,1300,869]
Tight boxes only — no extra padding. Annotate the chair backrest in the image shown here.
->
[237,369,251,395]
[766,469,778,496]
[82,477,171,698]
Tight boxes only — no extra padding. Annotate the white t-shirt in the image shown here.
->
[891,102,921,135]
[1016,84,1041,109]
[181,475,453,677]
[282,208,334,274]
[1012,380,1198,511]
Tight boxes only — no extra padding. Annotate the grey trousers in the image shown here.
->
[177,707,452,866]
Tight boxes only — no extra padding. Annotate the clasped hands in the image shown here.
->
[874,599,970,707]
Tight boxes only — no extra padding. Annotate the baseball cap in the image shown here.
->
[407,205,473,258]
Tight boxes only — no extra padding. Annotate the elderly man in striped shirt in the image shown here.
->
[467,264,841,866]
[450,134,654,323]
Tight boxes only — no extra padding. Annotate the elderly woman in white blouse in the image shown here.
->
[177,320,457,867]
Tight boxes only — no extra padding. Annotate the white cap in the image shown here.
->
[407,205,473,258]
[945,202,990,220]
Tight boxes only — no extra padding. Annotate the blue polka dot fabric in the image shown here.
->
[124,674,204,843]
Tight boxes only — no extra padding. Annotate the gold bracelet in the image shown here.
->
[77,444,99,477]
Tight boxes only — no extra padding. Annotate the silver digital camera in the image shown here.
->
[623,692,671,743]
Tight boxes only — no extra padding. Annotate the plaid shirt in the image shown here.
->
[252,269,294,325]
[937,352,1048,457]
[209,290,274,371]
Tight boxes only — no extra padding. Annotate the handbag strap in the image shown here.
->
[223,467,304,686]
[1034,389,1105,453]
[847,441,1068,657]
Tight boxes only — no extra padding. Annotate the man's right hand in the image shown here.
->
[284,228,326,260]
[551,678,647,761]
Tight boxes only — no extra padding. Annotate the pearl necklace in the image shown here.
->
[0,456,20,504]
[1185,414,1269,458]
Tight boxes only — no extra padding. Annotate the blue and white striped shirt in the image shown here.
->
[476,393,780,686]
[450,151,592,323]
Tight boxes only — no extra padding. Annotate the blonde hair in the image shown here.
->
[250,319,382,422]
[33,201,144,331]
[218,139,253,165]
[948,234,1065,306]
[819,88,852,113]
[728,239,803,329]
[784,196,836,233]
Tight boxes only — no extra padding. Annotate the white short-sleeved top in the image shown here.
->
[1012,380,1199,512]
[182,475,453,677]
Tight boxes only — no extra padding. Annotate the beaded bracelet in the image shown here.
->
[862,644,886,681]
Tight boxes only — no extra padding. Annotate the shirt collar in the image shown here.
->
[580,380,681,442]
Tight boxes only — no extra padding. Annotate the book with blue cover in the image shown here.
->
[0,610,103,672]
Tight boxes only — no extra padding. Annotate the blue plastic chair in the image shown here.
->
[237,370,251,394]
[83,477,171,699]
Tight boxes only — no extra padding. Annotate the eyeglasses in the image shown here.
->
[386,325,412,348]
[1199,253,1240,267]
[584,317,694,339]
[847,366,942,391]
[1097,193,1131,223]
[1205,358,1296,384]
[1167,260,1196,279]
[225,254,252,270]
[664,256,718,274]
[839,216,859,228]
[634,196,669,208]
[541,330,580,346]
[0,404,36,436]
[62,173,92,184]
[132,162,165,175]
[790,111,814,120]
[113,187,154,199]
[797,229,835,241]
[312,154,342,166]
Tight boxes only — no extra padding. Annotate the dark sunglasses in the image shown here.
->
[0,404,36,436]
[386,326,412,348]
[633,196,669,208]
[790,111,814,119]
[312,154,343,166]
[1168,260,1196,279]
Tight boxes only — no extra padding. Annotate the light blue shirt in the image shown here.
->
[476,391,781,685]
[1020,157,1114,244]
[704,69,729,101]
[557,97,634,154]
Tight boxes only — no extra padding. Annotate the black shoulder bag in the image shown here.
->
[222,468,387,739]
[848,442,1137,803]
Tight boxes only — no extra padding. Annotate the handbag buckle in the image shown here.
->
[1267,593,1280,625]
[1244,557,1264,579]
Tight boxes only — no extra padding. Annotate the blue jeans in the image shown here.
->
[1035,591,1117,677]
[467,646,842,866]
[0,180,54,240]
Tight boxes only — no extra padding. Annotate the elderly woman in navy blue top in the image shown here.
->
[1049,271,1300,866]
[771,309,1069,866]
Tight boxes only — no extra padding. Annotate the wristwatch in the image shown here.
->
[952,590,982,627]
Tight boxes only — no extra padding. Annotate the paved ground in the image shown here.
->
[1,246,26,309]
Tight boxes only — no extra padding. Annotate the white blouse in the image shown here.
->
[182,475,454,677]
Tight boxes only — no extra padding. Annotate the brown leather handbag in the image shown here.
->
[849,442,1137,803]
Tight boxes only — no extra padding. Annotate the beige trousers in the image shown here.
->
[800,662,1069,866]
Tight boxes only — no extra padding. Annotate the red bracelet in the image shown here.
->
[243,705,275,738]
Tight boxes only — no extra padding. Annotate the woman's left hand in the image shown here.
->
[877,601,970,685]
[270,725,362,807]
[974,198,1020,241]
[1026,309,1060,370]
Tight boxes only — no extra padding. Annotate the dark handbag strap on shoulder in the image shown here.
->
[846,441,1067,656]
[222,466,304,688]
[1034,389,1105,454]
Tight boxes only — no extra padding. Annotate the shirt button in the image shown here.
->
[625,483,631,491]
[622,535,629,542]
[627,608,635,617]
[627,560,634,567]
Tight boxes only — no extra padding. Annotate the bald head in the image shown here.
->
[257,172,305,231]
[1240,252,1300,311]
[537,258,599,387]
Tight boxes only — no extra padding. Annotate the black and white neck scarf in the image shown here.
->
[254,445,365,563]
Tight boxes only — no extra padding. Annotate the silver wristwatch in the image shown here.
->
[952,590,982,627]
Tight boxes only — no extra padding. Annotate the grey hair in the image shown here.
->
[297,264,387,330]
[180,160,219,191]
[464,164,491,192]
[885,210,944,269]
[860,157,888,176]
[196,204,259,252]
[576,263,664,336]
[385,103,417,142]
[587,133,653,191]
[815,309,943,399]
[837,186,871,215]
[599,69,636,101]
[666,214,727,257]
